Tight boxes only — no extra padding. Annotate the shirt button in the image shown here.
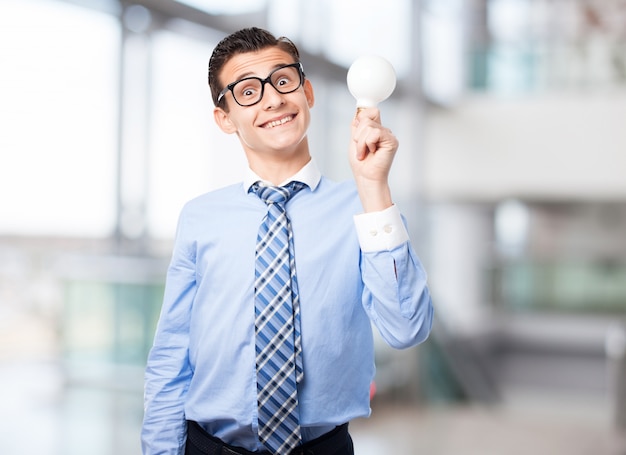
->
[383,224,393,234]
[369,229,378,237]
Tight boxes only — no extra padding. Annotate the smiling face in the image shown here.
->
[213,47,315,176]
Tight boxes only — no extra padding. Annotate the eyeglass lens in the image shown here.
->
[232,65,302,106]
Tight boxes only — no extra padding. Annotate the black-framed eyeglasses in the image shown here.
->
[217,62,305,107]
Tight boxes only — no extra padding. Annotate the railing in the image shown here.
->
[58,254,167,389]
[488,259,626,313]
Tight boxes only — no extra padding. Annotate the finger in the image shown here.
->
[352,130,369,161]
[355,107,381,124]
[355,128,382,160]
[353,136,368,161]
[365,130,380,156]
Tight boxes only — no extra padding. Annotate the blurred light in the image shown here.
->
[266,0,300,41]
[0,0,119,237]
[606,323,626,358]
[123,4,152,33]
[175,0,267,15]
[421,0,465,104]
[488,0,529,43]
[495,199,529,257]
[323,0,412,78]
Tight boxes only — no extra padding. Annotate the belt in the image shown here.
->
[186,420,350,455]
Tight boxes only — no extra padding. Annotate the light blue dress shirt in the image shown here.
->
[142,160,433,454]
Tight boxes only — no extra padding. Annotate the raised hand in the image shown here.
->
[348,107,398,212]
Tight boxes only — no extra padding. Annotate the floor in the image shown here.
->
[353,396,625,455]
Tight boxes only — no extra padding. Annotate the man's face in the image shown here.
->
[213,47,315,160]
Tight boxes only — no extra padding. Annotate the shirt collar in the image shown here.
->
[244,158,321,192]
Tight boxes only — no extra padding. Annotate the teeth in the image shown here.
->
[264,116,293,128]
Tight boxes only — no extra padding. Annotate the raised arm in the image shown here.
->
[349,107,434,349]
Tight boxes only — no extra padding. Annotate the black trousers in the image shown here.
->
[185,420,354,455]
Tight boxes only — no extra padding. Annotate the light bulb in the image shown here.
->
[347,55,397,109]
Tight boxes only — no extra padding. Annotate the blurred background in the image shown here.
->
[1,0,626,453]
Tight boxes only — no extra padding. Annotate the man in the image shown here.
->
[142,27,433,455]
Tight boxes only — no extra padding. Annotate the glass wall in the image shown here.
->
[490,201,626,314]
[472,0,626,93]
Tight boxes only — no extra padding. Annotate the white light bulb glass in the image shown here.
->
[347,55,397,108]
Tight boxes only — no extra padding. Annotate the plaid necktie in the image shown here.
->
[252,181,307,454]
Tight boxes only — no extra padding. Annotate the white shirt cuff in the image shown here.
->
[353,204,410,253]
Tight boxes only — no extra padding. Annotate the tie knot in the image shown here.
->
[253,182,307,206]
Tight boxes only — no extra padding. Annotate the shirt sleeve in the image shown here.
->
[353,204,409,252]
[354,205,434,349]
[142,212,196,455]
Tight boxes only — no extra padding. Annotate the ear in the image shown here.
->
[214,107,237,134]
[304,79,315,108]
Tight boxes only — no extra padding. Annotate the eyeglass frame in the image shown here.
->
[217,62,305,107]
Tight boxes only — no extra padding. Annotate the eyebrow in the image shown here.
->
[230,63,293,84]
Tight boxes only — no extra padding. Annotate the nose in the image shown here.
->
[261,80,285,109]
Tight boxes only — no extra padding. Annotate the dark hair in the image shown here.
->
[208,27,300,108]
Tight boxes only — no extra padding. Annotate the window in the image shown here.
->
[0,0,119,236]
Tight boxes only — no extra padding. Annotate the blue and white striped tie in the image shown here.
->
[253,182,306,454]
